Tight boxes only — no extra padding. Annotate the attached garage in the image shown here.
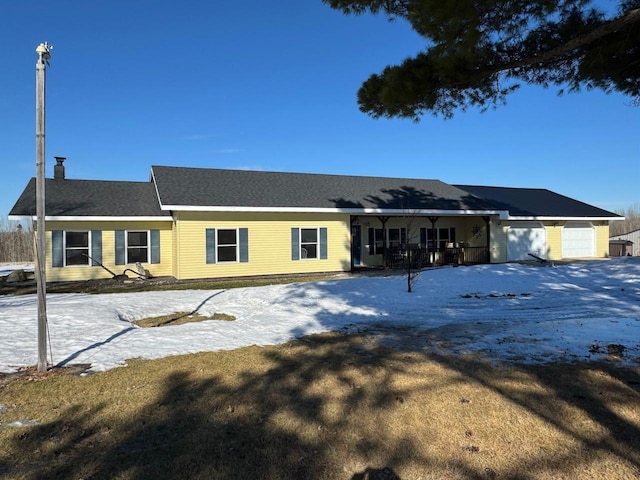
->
[507,221,547,261]
[562,222,595,258]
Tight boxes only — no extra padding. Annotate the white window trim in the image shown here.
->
[369,227,406,255]
[386,227,406,248]
[64,230,91,268]
[375,228,384,255]
[425,227,456,250]
[216,228,240,264]
[126,230,150,264]
[299,227,320,260]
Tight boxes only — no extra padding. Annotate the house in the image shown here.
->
[9,162,623,282]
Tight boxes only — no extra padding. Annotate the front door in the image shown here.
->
[351,224,361,267]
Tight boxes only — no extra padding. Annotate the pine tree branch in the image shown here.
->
[492,8,640,74]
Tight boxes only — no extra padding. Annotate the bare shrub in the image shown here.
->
[0,219,34,263]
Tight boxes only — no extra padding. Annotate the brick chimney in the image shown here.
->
[54,156,66,179]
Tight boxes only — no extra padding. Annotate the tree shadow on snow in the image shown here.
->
[2,270,640,479]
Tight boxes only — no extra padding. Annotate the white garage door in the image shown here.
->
[507,222,547,261]
[562,222,595,258]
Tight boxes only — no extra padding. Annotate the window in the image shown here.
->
[422,227,456,251]
[53,230,102,268]
[373,228,384,255]
[218,229,238,262]
[291,228,327,260]
[387,228,406,249]
[65,231,89,266]
[115,230,160,265]
[300,228,318,259]
[127,231,149,263]
[368,227,406,255]
[438,227,456,250]
[206,228,249,264]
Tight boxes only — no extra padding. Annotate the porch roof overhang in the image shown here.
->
[161,204,510,218]
[506,215,624,222]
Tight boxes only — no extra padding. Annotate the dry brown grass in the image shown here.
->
[0,332,639,480]
[134,312,236,328]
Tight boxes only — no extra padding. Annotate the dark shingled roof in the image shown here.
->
[151,166,497,211]
[9,178,171,218]
[9,169,620,220]
[455,185,621,218]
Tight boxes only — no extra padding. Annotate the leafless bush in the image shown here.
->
[0,219,34,263]
[611,204,640,236]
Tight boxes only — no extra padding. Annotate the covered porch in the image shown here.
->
[349,214,494,270]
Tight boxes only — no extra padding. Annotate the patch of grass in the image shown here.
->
[133,312,236,328]
[1,334,639,479]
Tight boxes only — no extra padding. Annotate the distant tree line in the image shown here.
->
[611,203,640,236]
[0,220,33,263]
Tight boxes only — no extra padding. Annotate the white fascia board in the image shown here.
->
[507,215,623,221]
[10,215,173,222]
[161,204,509,218]
[150,167,164,206]
[355,209,507,217]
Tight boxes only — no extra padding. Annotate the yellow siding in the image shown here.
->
[38,215,612,283]
[174,212,351,280]
[43,221,174,282]
[544,223,562,260]
[490,223,507,263]
[595,223,610,258]
[171,219,179,278]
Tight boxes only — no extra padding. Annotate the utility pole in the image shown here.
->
[35,42,52,372]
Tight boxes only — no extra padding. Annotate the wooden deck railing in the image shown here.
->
[450,246,489,265]
[387,246,489,268]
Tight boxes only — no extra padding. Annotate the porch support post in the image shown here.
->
[428,216,439,265]
[350,216,358,271]
[377,216,390,269]
[482,216,491,263]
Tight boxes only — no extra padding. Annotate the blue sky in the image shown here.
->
[1,0,638,220]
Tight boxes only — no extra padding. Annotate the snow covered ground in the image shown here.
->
[1,258,638,373]
[0,263,33,277]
